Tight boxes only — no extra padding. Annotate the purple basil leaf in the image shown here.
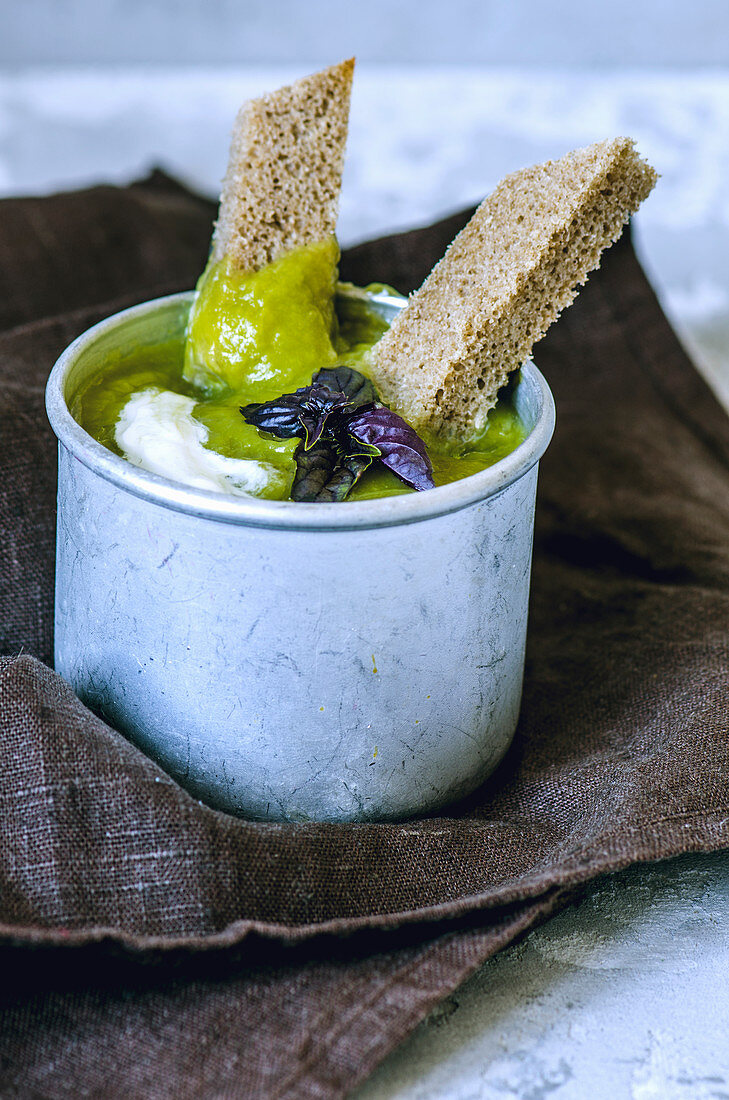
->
[301,385,352,449]
[241,367,431,501]
[291,440,373,503]
[313,366,379,409]
[240,394,307,439]
[305,381,346,409]
[321,450,373,500]
[347,406,435,491]
[241,380,351,444]
[338,433,380,459]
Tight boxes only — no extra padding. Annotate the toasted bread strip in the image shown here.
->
[370,138,657,439]
[211,58,355,272]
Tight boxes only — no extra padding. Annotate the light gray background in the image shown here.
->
[3,0,729,67]
[2,3,729,1097]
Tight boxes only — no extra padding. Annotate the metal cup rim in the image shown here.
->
[46,290,555,532]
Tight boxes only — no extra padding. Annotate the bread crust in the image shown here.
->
[370,138,657,439]
[211,59,355,272]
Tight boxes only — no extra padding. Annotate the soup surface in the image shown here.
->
[72,245,527,501]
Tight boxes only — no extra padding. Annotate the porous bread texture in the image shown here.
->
[211,58,354,272]
[370,138,657,440]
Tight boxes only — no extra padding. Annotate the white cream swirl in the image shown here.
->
[115,388,284,497]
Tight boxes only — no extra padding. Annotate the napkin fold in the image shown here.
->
[1,173,728,1099]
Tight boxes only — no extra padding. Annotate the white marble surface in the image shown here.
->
[2,64,728,1098]
[5,0,729,67]
[357,854,729,1100]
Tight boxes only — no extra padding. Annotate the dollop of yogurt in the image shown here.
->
[115,388,285,497]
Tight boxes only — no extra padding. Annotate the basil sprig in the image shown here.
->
[241,366,435,502]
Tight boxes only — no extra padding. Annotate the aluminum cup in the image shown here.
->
[46,291,555,823]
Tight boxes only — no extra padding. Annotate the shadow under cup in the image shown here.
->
[45,291,555,823]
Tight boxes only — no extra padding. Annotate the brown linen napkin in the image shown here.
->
[1,174,729,1098]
